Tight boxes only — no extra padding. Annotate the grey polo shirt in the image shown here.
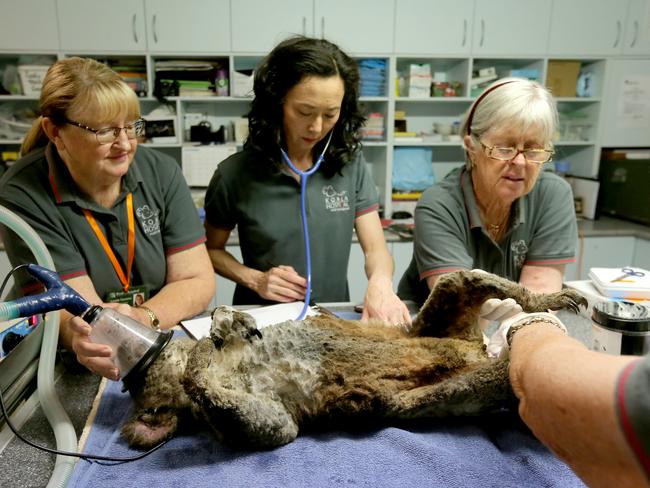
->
[0,143,206,300]
[398,166,577,305]
[204,148,379,304]
[616,357,650,480]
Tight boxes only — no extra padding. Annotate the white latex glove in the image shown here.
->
[478,297,522,347]
[470,269,523,345]
[487,311,568,360]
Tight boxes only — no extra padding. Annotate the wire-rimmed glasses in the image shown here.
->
[480,141,554,165]
[63,118,146,144]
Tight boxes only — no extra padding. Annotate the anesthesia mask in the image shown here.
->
[0,264,172,388]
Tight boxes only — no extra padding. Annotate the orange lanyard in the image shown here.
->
[83,193,135,292]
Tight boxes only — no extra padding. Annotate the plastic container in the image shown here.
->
[591,301,650,355]
[82,306,172,382]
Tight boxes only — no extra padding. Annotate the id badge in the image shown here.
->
[105,285,149,306]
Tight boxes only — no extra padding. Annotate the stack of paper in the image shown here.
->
[589,267,650,300]
[180,302,318,340]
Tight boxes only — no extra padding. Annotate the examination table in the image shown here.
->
[3,308,592,488]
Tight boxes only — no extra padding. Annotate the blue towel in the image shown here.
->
[69,355,586,488]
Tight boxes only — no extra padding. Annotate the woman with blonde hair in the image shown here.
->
[0,57,214,380]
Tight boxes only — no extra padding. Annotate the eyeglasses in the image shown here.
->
[480,141,554,165]
[64,118,146,144]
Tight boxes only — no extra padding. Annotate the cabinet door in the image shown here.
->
[472,0,552,56]
[145,0,230,53]
[623,0,650,55]
[391,241,414,290]
[347,243,367,304]
[231,0,312,53]
[212,245,242,307]
[633,238,650,269]
[579,236,636,279]
[600,59,650,147]
[0,0,59,50]
[57,0,146,52]
[314,0,395,54]
[394,0,472,55]
[548,0,626,56]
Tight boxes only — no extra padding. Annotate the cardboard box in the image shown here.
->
[546,61,581,97]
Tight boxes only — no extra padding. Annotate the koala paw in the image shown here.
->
[210,306,262,347]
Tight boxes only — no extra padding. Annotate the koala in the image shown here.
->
[121,270,586,450]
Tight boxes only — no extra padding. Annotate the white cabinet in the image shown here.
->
[472,0,552,56]
[548,0,626,56]
[56,0,146,52]
[144,0,230,53]
[347,243,367,304]
[565,236,636,280]
[347,241,414,304]
[391,241,413,290]
[633,238,650,269]
[314,0,395,54]
[231,0,394,54]
[0,0,59,51]
[394,0,472,55]
[212,245,242,307]
[231,0,311,53]
[623,0,650,55]
[600,59,650,147]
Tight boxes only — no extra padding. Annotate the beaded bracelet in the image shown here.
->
[506,315,567,346]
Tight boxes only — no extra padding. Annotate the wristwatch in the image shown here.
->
[138,305,160,329]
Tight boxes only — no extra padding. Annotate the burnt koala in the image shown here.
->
[121,270,586,450]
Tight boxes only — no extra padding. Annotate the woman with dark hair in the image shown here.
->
[204,36,410,325]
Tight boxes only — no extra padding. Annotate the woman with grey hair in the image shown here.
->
[398,78,577,313]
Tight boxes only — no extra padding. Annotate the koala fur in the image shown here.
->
[121,270,586,450]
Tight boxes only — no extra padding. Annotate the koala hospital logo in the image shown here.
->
[136,205,161,236]
[322,185,350,212]
[511,239,529,270]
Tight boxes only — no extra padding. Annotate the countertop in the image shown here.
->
[223,216,650,246]
[0,216,648,251]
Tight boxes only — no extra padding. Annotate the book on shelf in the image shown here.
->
[394,131,423,142]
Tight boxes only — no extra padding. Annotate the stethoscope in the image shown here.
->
[280,131,333,320]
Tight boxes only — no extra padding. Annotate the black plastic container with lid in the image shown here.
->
[591,301,650,355]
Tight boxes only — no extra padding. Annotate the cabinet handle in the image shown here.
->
[321,16,325,38]
[152,14,158,43]
[302,16,306,35]
[480,19,485,47]
[132,14,138,43]
[631,20,639,48]
[462,19,467,47]
[613,20,621,48]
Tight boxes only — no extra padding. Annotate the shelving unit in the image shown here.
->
[1,0,650,221]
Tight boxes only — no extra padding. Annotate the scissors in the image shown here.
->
[610,267,645,283]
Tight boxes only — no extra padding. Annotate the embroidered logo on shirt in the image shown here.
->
[136,205,161,235]
[322,185,350,212]
[511,239,528,270]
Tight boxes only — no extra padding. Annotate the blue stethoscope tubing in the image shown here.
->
[280,131,333,320]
